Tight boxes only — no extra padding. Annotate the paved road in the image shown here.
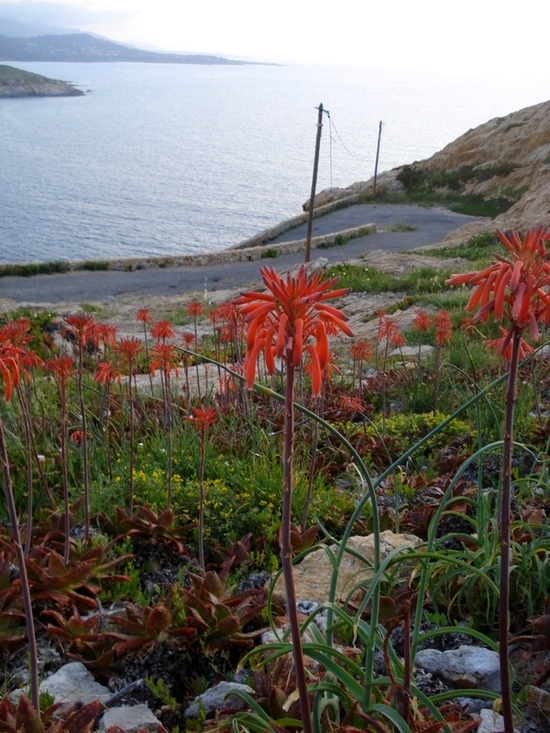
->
[0,205,482,305]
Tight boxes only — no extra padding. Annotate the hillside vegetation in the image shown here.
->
[0,63,84,97]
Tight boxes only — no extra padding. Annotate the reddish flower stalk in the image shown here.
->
[352,339,372,396]
[180,331,195,400]
[136,308,154,395]
[377,313,402,436]
[64,314,96,542]
[150,342,179,508]
[412,310,432,373]
[114,337,144,516]
[45,355,77,561]
[447,226,550,733]
[0,343,40,711]
[433,309,453,412]
[187,302,204,398]
[186,405,218,573]
[94,361,121,479]
[236,265,352,733]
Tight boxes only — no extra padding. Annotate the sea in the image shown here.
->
[0,62,548,265]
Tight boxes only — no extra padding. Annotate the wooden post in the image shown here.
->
[373,120,383,195]
[305,103,324,263]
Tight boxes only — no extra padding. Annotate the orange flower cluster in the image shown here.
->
[235,265,353,395]
[434,310,453,347]
[186,405,218,432]
[0,343,22,401]
[447,227,550,341]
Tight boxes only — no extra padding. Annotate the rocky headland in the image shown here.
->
[0,64,84,97]
[308,99,550,247]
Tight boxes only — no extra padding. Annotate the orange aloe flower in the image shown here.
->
[377,313,400,344]
[64,313,96,345]
[180,331,195,348]
[234,265,352,395]
[413,310,432,332]
[352,340,372,361]
[447,227,550,340]
[434,309,453,347]
[186,405,218,432]
[0,317,32,347]
[136,307,152,324]
[114,337,144,367]
[93,323,118,351]
[150,320,175,341]
[94,361,121,385]
[187,301,204,318]
[485,327,535,361]
[45,355,76,387]
[149,342,179,377]
[0,343,22,401]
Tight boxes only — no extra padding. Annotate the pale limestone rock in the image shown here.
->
[270,530,423,605]
[99,704,164,732]
[185,681,254,718]
[477,707,519,733]
[39,662,111,714]
[415,646,501,692]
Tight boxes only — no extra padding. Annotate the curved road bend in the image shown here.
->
[1,205,483,305]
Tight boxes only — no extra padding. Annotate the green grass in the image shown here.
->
[415,232,503,262]
[326,263,452,295]
[0,261,71,278]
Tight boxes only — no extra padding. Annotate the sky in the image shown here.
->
[1,0,550,79]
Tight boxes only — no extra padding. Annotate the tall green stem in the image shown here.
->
[281,359,312,733]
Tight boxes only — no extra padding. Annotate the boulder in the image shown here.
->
[99,704,164,732]
[414,646,501,692]
[270,530,423,605]
[39,662,111,714]
[184,681,254,719]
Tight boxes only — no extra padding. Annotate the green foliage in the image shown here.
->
[326,263,452,295]
[397,163,518,194]
[260,247,279,259]
[0,261,70,278]
[419,232,502,262]
[363,411,472,463]
[77,261,109,271]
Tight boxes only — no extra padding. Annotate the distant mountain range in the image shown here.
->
[0,31,250,65]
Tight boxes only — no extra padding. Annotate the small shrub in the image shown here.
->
[260,247,279,259]
[78,261,109,272]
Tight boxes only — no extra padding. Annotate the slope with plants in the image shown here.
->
[0,227,549,732]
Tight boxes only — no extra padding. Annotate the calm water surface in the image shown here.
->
[0,62,547,264]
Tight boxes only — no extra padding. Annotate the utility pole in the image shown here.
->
[373,120,383,196]
[304,103,324,263]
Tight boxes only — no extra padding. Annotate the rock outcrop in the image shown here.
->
[310,99,550,243]
[270,530,423,606]
[0,64,83,97]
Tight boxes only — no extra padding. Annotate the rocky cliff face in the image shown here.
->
[312,99,550,243]
[0,64,83,97]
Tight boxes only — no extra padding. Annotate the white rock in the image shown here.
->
[185,681,254,719]
[415,646,500,692]
[40,662,111,714]
[99,704,164,732]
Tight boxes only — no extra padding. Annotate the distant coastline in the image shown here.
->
[0,64,83,97]
[0,32,259,65]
